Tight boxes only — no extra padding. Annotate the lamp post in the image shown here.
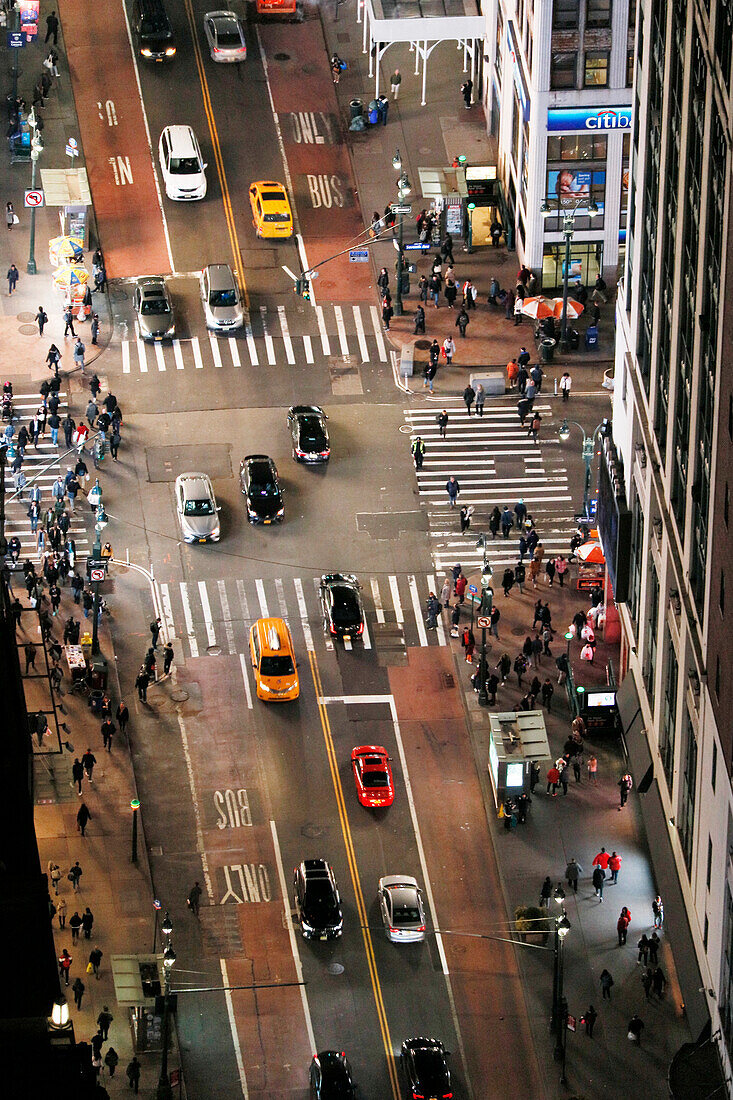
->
[391,150,411,317]
[26,110,42,275]
[558,418,608,520]
[130,797,140,864]
[541,198,598,351]
[88,489,107,657]
[475,534,493,707]
[152,897,162,953]
[157,915,176,1100]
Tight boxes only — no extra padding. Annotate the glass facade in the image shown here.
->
[643,565,659,710]
[660,628,678,793]
[679,708,698,875]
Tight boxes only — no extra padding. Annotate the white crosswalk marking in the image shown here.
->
[198,580,216,648]
[293,577,314,652]
[353,305,368,361]
[315,305,331,355]
[228,338,240,367]
[312,576,333,651]
[159,583,176,641]
[334,305,349,356]
[303,334,313,363]
[236,578,250,623]
[255,579,269,618]
[191,337,204,370]
[209,336,223,369]
[275,577,289,621]
[180,582,199,658]
[370,305,388,361]
[246,329,259,366]
[122,342,130,374]
[371,576,385,623]
[136,338,148,373]
[154,343,166,371]
[408,575,428,647]
[278,306,295,364]
[173,339,185,370]
[239,651,253,710]
[218,579,236,654]
[389,575,404,623]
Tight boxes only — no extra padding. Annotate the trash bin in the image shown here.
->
[349,98,363,120]
[89,689,104,715]
[567,328,580,351]
[540,337,556,363]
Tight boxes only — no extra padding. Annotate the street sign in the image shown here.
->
[90,567,105,582]
[7,31,25,47]
[468,584,478,594]
[477,615,491,628]
[67,137,78,148]
[24,189,43,207]
[86,557,107,570]
[404,242,432,250]
[349,249,369,263]
[65,144,79,158]
[390,203,412,214]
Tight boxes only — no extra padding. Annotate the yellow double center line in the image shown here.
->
[183,0,250,311]
[308,651,400,1100]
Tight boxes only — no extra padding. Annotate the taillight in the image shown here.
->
[356,623,363,635]
[330,623,337,635]
[418,924,426,931]
[319,450,330,457]
[412,1093,424,1099]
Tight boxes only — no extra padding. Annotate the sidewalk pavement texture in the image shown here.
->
[323,15,615,395]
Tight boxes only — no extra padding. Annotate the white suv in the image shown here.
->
[158,125,207,201]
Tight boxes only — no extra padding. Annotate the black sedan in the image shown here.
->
[309,1051,355,1099]
[293,859,343,940]
[288,405,330,463]
[319,574,364,640]
[239,455,284,524]
[401,1037,452,1100]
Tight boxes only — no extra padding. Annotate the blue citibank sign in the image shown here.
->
[547,106,633,132]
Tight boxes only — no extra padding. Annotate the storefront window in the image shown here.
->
[584,51,610,87]
[546,134,607,162]
[541,241,604,291]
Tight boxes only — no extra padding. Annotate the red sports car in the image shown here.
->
[351,745,394,808]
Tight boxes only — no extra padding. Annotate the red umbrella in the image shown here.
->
[520,296,554,320]
[576,542,605,564]
[550,296,584,320]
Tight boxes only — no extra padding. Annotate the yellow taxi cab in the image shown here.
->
[249,617,299,701]
[249,180,294,239]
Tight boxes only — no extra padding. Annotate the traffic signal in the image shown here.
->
[294,277,311,300]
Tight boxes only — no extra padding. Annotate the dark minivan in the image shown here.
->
[132,0,176,61]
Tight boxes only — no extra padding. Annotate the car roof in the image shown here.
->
[136,276,166,291]
[204,263,236,290]
[163,124,198,155]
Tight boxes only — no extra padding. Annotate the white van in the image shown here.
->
[158,125,207,201]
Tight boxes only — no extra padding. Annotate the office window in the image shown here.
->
[627,494,644,630]
[708,838,713,889]
[712,741,718,791]
[659,626,677,791]
[553,0,579,27]
[627,49,634,86]
[704,914,709,951]
[644,566,660,710]
[587,0,612,27]
[715,0,732,92]
[584,51,610,87]
[678,709,698,876]
[715,657,721,702]
[729,394,733,441]
[551,52,577,89]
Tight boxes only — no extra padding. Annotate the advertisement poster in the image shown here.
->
[18,0,40,37]
[547,169,605,214]
[562,257,583,283]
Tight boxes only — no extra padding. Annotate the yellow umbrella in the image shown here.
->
[48,235,84,267]
[53,264,89,291]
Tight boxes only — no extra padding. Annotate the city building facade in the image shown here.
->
[611,0,733,1081]
[484,0,634,289]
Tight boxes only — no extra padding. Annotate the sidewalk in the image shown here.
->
[322,10,614,398]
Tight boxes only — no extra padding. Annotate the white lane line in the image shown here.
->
[275,577,289,621]
[388,575,404,624]
[154,343,166,372]
[303,334,314,363]
[173,339,185,370]
[255,579,269,618]
[333,305,349,356]
[192,337,204,370]
[315,305,331,355]
[428,575,447,646]
[209,336,223,369]
[408,575,429,647]
[293,578,314,652]
[236,579,250,623]
[122,342,130,374]
[353,305,369,362]
[220,958,251,1100]
[159,583,176,641]
[218,580,236,655]
[180,582,199,658]
[278,305,296,364]
[177,716,213,897]
[198,580,217,648]
[370,576,385,623]
[362,616,372,649]
[270,820,317,1055]
[370,305,388,361]
[238,651,253,710]
[246,330,259,366]
[136,338,148,373]
[229,338,241,366]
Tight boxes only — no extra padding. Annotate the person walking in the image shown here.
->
[539,876,553,908]
[608,851,622,883]
[529,412,541,444]
[5,202,15,231]
[76,802,92,837]
[617,906,631,945]
[7,263,19,295]
[127,1056,142,1094]
[541,678,554,709]
[474,382,485,417]
[136,668,150,702]
[641,966,654,1000]
[58,949,72,986]
[89,945,103,979]
[462,384,475,416]
[454,572,467,603]
[652,966,667,998]
[81,907,94,940]
[583,1005,597,1038]
[69,910,82,944]
[637,933,650,965]
[63,306,76,338]
[460,626,475,662]
[546,764,560,797]
[69,860,82,891]
[97,1005,113,1040]
[652,894,664,928]
[565,857,582,893]
[437,409,448,438]
[90,313,100,345]
[426,592,441,628]
[459,504,473,534]
[592,864,606,901]
[390,68,402,98]
[627,1013,644,1045]
[618,772,633,809]
[455,307,469,337]
[413,305,425,334]
[593,847,610,872]
[587,754,598,784]
[649,932,660,965]
[35,306,48,336]
[445,475,460,508]
[381,297,393,331]
[500,507,514,539]
[72,975,84,1009]
[71,757,84,795]
[600,968,614,1000]
[45,9,59,43]
[460,77,473,108]
[442,335,455,366]
[188,881,202,916]
[150,617,162,648]
[411,436,426,470]
[559,372,572,402]
[101,716,115,752]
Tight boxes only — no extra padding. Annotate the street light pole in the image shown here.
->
[157,916,175,1100]
[130,798,140,863]
[541,198,598,352]
[391,151,410,318]
[559,418,608,520]
[26,110,41,275]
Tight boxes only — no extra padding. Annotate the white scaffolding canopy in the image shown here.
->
[359,0,485,106]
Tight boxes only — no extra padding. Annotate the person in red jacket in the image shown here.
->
[454,573,467,603]
[592,847,610,871]
[617,906,631,945]
[546,765,560,797]
[58,948,72,986]
[608,851,622,883]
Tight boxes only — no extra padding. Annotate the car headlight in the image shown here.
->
[141,48,152,56]
[165,47,176,56]
[276,508,284,517]
[166,324,175,335]
[258,681,272,693]
[300,918,314,933]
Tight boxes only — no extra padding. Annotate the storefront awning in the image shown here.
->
[668,1034,727,1099]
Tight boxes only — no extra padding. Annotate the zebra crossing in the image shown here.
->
[405,402,578,573]
[122,303,389,374]
[159,571,452,661]
[4,394,90,560]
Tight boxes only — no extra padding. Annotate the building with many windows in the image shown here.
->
[611,0,733,1085]
[484,0,634,289]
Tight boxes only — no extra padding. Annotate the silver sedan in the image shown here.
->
[378,875,426,943]
[203,10,247,62]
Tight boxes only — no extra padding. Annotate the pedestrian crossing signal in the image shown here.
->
[294,278,310,300]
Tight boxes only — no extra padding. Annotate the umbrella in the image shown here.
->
[53,264,89,291]
[48,235,84,267]
[520,295,554,320]
[550,296,584,320]
[576,542,605,564]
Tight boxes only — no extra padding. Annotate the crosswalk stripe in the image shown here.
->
[316,305,331,355]
[278,306,296,364]
[303,334,314,364]
[353,305,369,362]
[362,615,372,649]
[229,338,240,367]
[371,576,385,623]
[236,579,250,626]
[293,577,314,652]
[239,651,253,710]
[334,305,349,356]
[198,580,216,648]
[136,338,148,373]
[427,575,447,646]
[154,343,166,371]
[389,575,404,624]
[246,330,259,366]
[218,579,236,654]
[191,337,204,370]
[209,336,223,369]
[180,582,199,658]
[370,305,388,361]
[255,579,269,619]
[122,342,130,374]
[313,576,334,651]
[408,575,428,647]
[173,339,185,370]
[275,577,289,621]
[159,583,176,641]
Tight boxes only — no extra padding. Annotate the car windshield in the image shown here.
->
[141,16,170,35]
[141,298,170,315]
[260,655,294,677]
[414,1049,446,1082]
[394,904,421,923]
[364,770,389,787]
[321,1067,352,1099]
[263,212,290,222]
[210,288,237,307]
[183,498,214,516]
[169,156,200,174]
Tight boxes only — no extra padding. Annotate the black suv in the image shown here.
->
[287,405,330,463]
[309,1051,355,1099]
[240,455,284,524]
[401,1037,452,1100]
[293,859,343,940]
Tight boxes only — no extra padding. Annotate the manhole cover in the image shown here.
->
[398,423,412,434]
[511,626,526,636]
[302,824,324,839]
[441,672,455,689]
[171,689,189,702]
[327,962,344,975]
[207,643,222,656]
[17,311,35,323]
[414,339,431,350]
[18,323,38,336]
[273,52,290,60]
